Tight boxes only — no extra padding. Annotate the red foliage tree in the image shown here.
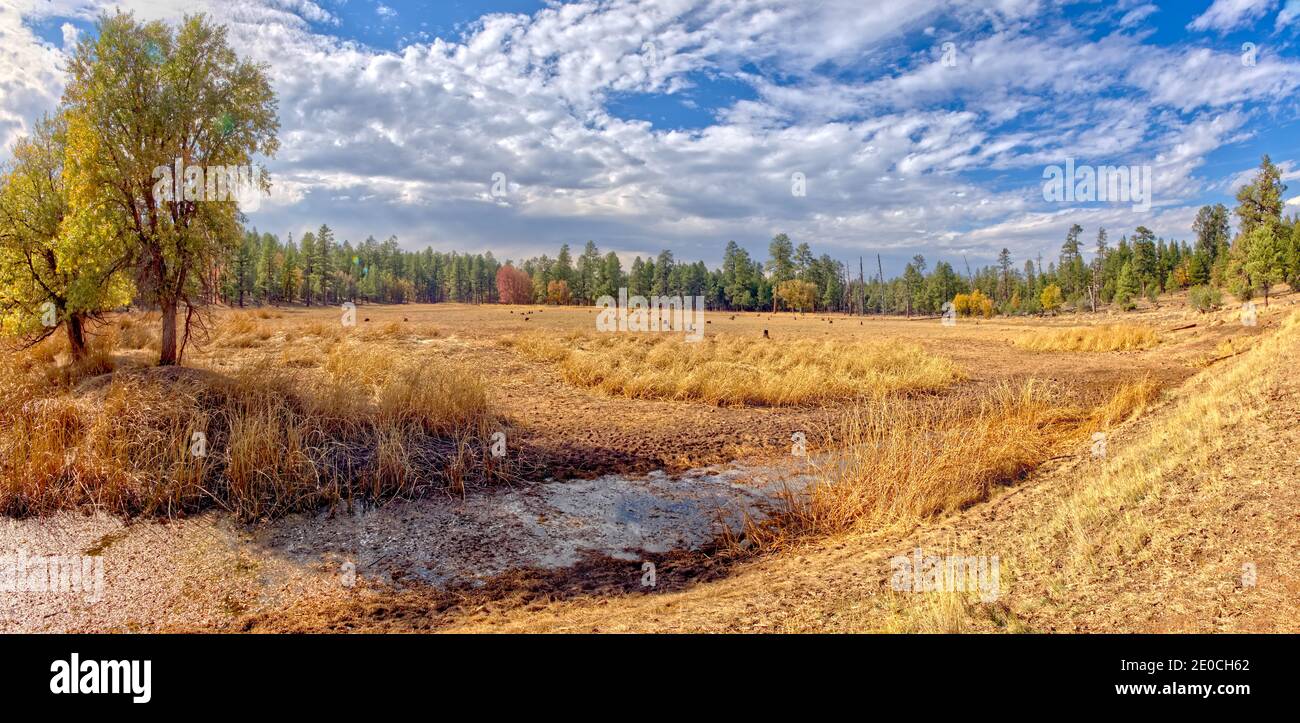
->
[496,265,534,304]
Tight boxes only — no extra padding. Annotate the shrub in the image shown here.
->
[1188,285,1221,313]
[1040,284,1063,314]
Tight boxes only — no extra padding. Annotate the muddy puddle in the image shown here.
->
[262,459,818,588]
[0,458,818,630]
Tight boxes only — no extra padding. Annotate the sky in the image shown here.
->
[1,0,1299,275]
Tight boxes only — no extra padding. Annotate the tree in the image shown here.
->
[1234,155,1286,238]
[1059,224,1082,299]
[1244,225,1285,306]
[233,229,257,307]
[0,114,133,359]
[257,232,280,303]
[597,251,623,299]
[546,279,572,305]
[996,248,1013,303]
[315,224,334,304]
[1131,226,1158,294]
[62,12,279,365]
[1115,262,1139,310]
[577,241,600,304]
[774,279,817,312]
[766,233,795,311]
[1193,204,1230,264]
[653,249,675,295]
[496,264,533,304]
[552,244,574,291]
[1287,221,1300,289]
[902,260,924,317]
[298,231,317,305]
[1039,284,1063,314]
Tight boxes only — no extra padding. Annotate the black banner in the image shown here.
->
[0,633,1287,712]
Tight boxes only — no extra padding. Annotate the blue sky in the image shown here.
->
[2,0,1299,275]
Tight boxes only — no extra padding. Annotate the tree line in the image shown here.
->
[223,153,1298,323]
[2,13,1294,369]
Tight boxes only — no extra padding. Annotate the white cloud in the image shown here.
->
[1,0,1297,268]
[1187,0,1276,33]
[1278,0,1300,28]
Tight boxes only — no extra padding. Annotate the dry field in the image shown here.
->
[1,290,1296,632]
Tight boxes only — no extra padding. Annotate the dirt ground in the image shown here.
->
[2,290,1294,632]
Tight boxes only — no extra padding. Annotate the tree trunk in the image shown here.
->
[66,313,86,361]
[159,298,179,366]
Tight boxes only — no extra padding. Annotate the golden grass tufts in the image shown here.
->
[218,313,275,348]
[356,319,441,342]
[0,341,500,521]
[743,377,1161,551]
[112,312,161,351]
[507,331,962,406]
[1013,324,1160,352]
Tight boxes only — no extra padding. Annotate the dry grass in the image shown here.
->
[507,331,963,406]
[743,377,1160,550]
[0,335,500,520]
[218,313,275,348]
[111,312,162,351]
[1044,313,1296,580]
[1014,324,1160,352]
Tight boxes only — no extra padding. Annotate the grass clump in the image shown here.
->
[743,377,1160,550]
[0,342,500,521]
[507,332,963,406]
[1014,324,1159,353]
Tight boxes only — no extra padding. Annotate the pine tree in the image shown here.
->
[1115,262,1139,310]
[316,224,334,305]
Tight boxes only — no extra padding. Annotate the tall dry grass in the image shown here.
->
[1043,312,1298,579]
[0,339,500,520]
[217,312,275,348]
[508,331,962,405]
[1014,324,1160,352]
[742,377,1160,550]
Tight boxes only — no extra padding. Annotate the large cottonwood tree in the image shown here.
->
[62,12,278,365]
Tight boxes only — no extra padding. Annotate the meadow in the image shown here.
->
[0,291,1293,632]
